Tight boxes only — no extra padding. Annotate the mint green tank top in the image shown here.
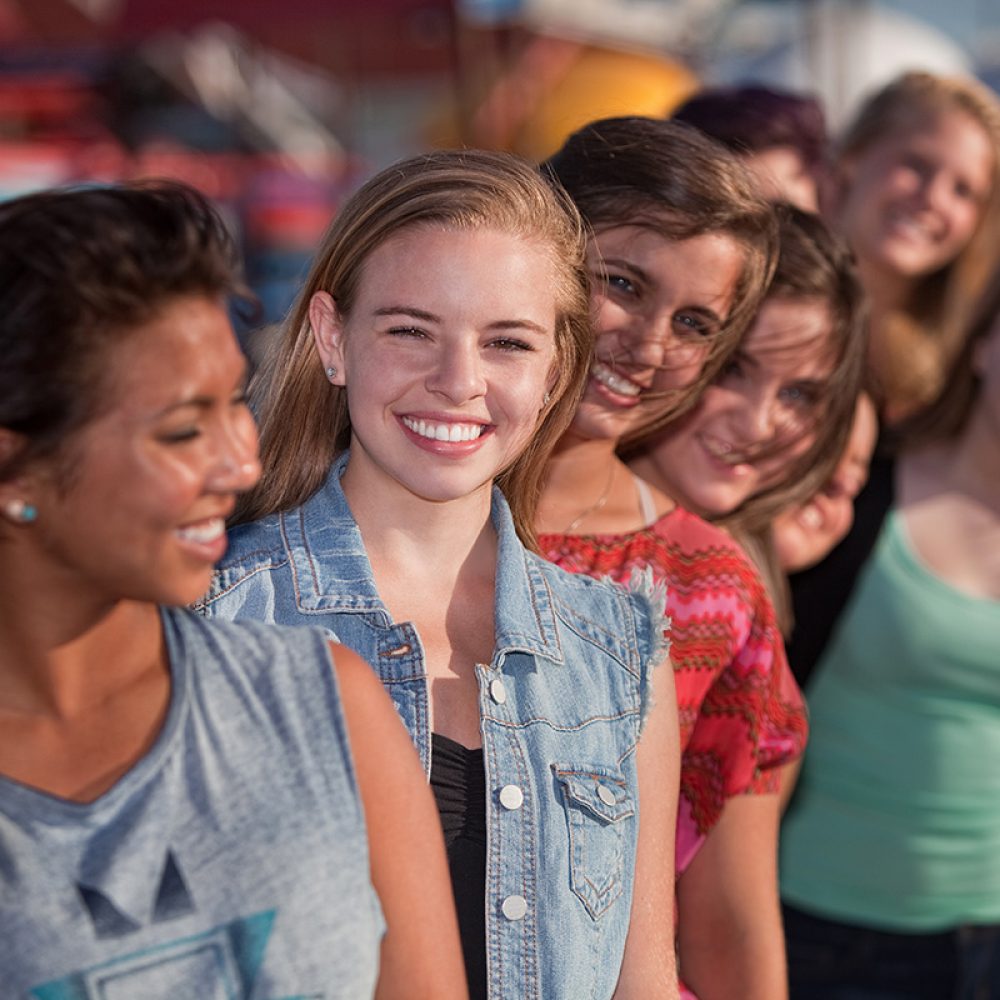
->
[781,510,1000,930]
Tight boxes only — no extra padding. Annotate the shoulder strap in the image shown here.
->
[785,453,895,690]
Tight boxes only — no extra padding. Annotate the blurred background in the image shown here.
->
[3,0,999,324]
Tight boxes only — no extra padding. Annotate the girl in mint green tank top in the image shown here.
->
[781,251,1000,1000]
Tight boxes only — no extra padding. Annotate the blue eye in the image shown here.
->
[673,313,714,338]
[780,384,821,407]
[602,272,637,296]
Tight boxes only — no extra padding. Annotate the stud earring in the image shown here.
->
[543,391,551,406]
[326,366,338,381]
[3,499,37,524]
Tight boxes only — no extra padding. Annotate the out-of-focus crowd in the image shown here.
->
[0,62,998,1000]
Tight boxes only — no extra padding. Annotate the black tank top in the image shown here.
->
[430,732,487,1000]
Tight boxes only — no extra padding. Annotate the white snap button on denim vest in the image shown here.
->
[597,783,617,806]
[502,894,528,921]
[489,678,507,704]
[499,784,524,810]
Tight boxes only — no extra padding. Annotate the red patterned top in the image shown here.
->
[539,506,808,874]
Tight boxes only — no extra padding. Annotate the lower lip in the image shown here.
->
[397,416,492,456]
[589,373,642,409]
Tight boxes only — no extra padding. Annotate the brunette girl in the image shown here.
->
[0,182,466,999]
[536,116,803,1000]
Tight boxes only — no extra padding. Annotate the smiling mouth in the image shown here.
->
[699,434,752,467]
[885,206,940,244]
[175,517,226,543]
[591,360,643,398]
[400,416,488,442]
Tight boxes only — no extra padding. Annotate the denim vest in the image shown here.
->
[198,453,668,1000]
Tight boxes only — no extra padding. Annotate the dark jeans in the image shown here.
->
[784,902,1000,1000]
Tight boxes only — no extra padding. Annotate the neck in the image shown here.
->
[929,405,1000,511]
[342,471,497,586]
[538,432,670,535]
[0,594,164,717]
[859,256,916,318]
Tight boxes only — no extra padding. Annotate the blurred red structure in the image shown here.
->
[5,0,455,77]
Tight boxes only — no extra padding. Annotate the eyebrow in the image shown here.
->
[154,364,249,417]
[373,305,550,335]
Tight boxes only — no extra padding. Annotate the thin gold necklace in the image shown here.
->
[564,461,617,533]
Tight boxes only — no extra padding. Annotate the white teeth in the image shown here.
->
[176,518,225,543]
[700,435,744,465]
[591,361,641,397]
[401,417,485,442]
[799,505,823,529]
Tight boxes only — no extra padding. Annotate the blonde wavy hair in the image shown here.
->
[833,70,1000,418]
[233,149,592,551]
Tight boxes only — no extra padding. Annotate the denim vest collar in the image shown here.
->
[281,452,565,665]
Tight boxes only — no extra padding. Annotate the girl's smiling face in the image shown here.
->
[569,225,745,444]
[9,296,260,607]
[313,225,559,508]
[839,109,994,285]
[640,295,838,516]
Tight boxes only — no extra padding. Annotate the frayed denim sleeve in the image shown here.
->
[624,564,672,735]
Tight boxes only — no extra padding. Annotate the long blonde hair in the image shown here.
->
[234,149,592,550]
[834,71,1000,417]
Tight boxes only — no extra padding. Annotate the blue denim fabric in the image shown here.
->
[197,452,667,1000]
[784,902,1000,1000]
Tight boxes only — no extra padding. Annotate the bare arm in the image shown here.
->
[676,793,787,1000]
[332,642,468,1000]
[614,658,681,1000]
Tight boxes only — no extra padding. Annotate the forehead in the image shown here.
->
[742,296,837,374]
[351,224,561,320]
[590,225,746,300]
[875,109,993,170]
[97,296,243,418]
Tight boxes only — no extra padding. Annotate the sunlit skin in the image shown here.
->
[309,224,682,998]
[567,226,745,446]
[838,110,994,306]
[743,146,820,212]
[311,226,558,520]
[630,296,838,518]
[774,393,879,573]
[538,228,745,535]
[7,296,260,613]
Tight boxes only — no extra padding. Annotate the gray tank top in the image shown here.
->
[0,608,384,998]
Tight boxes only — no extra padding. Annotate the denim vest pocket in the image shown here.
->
[553,763,635,920]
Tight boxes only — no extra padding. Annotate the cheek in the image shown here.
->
[662,342,711,384]
[952,202,982,244]
[592,296,627,341]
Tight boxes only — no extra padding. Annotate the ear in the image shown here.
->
[309,291,347,386]
[0,429,37,516]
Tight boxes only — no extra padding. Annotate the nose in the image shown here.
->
[921,169,954,216]
[620,309,678,370]
[729,388,780,447]
[208,410,261,493]
[425,339,487,403]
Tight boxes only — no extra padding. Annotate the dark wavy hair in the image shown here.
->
[0,180,247,481]
[672,83,828,180]
[543,115,780,439]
